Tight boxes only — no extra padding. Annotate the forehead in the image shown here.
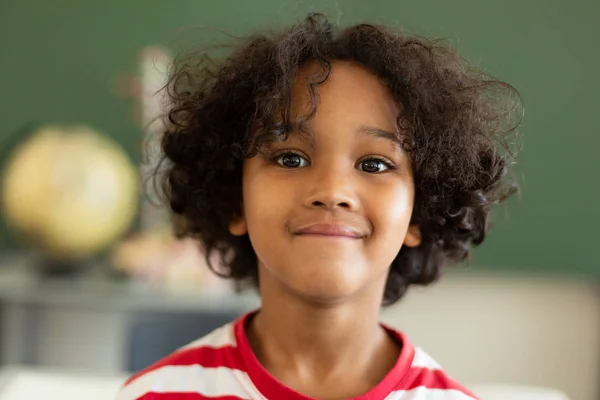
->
[289,60,401,133]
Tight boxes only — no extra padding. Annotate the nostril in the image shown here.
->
[338,201,350,209]
[311,200,351,209]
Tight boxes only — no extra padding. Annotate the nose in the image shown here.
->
[304,163,359,211]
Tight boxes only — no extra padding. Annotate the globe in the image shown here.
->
[1,124,139,261]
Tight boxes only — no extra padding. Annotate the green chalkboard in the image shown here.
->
[0,0,598,276]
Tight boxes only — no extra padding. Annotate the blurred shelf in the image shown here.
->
[0,253,259,314]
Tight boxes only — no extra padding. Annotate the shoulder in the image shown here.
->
[115,320,251,400]
[392,344,479,400]
[382,325,479,400]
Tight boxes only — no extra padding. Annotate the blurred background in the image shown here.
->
[0,1,598,399]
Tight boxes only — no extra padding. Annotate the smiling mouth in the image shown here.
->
[295,223,363,239]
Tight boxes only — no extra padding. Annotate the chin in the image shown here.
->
[260,257,382,305]
[294,288,359,307]
[286,273,368,306]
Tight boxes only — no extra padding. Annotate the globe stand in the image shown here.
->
[34,255,90,278]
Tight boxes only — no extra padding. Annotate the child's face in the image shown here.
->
[231,61,421,304]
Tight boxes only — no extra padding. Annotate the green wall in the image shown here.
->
[1,0,598,276]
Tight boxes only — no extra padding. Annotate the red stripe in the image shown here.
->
[136,393,247,400]
[125,345,244,385]
[397,367,478,398]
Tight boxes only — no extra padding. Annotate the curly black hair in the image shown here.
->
[157,13,522,306]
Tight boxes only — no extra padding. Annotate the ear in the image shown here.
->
[403,224,422,247]
[229,214,248,236]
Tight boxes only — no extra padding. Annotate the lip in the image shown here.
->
[295,223,364,239]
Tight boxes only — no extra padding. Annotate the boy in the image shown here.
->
[117,12,520,400]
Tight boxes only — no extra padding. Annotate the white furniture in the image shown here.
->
[0,367,127,400]
[0,368,575,400]
[471,383,572,400]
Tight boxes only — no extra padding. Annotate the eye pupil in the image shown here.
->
[362,160,382,173]
[281,154,302,168]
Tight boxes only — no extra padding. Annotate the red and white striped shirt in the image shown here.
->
[117,312,478,400]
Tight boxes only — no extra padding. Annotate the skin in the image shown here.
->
[229,60,421,399]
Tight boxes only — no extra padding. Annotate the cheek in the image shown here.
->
[242,167,292,232]
[369,180,415,237]
[241,169,298,270]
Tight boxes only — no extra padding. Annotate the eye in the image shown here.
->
[357,157,395,173]
[275,152,309,169]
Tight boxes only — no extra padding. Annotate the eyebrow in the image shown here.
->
[285,121,317,147]
[284,122,404,151]
[358,126,404,150]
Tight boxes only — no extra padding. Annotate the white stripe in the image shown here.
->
[116,365,249,400]
[231,368,269,400]
[178,323,237,351]
[384,387,477,399]
[411,347,442,370]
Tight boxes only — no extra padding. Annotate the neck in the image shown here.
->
[246,270,399,393]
